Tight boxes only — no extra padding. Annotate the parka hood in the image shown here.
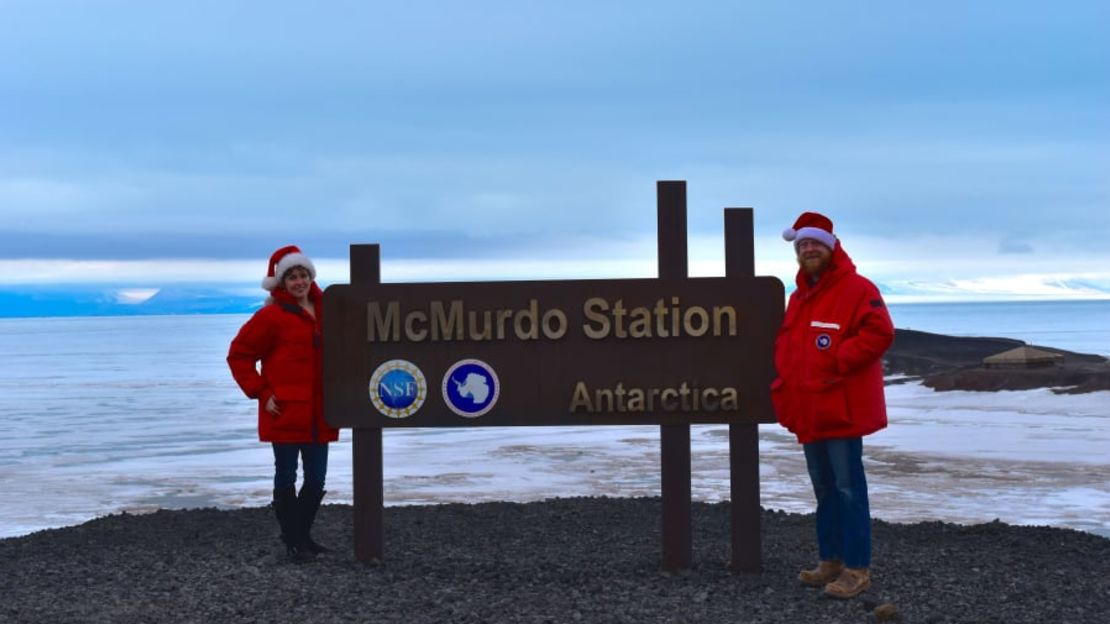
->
[793,241,858,295]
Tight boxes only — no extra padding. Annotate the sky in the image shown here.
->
[2,0,1108,304]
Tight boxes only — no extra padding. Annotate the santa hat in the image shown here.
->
[782,212,837,250]
[261,245,316,291]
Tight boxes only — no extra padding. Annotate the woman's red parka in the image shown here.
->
[771,243,894,444]
[227,284,339,444]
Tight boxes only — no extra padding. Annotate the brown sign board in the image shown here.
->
[323,276,783,428]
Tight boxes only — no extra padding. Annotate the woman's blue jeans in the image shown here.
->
[272,442,329,493]
[803,437,872,568]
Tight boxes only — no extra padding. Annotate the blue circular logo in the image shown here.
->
[816,333,832,350]
[369,359,427,419]
[442,359,500,418]
[379,369,419,409]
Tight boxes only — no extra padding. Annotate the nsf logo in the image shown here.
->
[442,359,500,418]
[369,359,427,419]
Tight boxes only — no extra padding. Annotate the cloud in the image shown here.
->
[0,1,1107,302]
[879,273,1110,302]
[3,133,1107,268]
[998,238,1035,255]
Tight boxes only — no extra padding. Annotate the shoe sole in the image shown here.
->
[798,569,844,588]
[823,579,871,599]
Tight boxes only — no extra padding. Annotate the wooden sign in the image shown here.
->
[324,277,782,427]
[324,181,781,573]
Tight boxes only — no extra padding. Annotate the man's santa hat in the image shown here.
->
[782,212,837,250]
[261,245,316,291]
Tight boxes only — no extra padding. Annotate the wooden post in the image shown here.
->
[657,180,692,571]
[335,195,770,571]
[724,208,762,572]
[350,244,384,563]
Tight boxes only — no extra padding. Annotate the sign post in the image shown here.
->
[323,181,783,570]
[725,207,762,572]
[657,180,691,570]
[347,245,384,563]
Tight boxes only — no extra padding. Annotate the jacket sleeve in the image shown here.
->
[835,284,894,375]
[772,292,800,378]
[227,310,276,403]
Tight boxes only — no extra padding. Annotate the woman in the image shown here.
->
[228,245,339,562]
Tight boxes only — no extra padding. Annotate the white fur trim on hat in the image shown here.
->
[783,226,836,250]
[262,252,316,291]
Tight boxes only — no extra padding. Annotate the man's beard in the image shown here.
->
[799,256,829,278]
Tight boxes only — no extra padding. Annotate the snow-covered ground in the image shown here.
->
[2,382,1106,539]
[1,314,1107,539]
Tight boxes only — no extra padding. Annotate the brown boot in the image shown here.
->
[798,560,844,587]
[824,567,871,599]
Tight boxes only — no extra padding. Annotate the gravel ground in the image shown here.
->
[2,497,1107,624]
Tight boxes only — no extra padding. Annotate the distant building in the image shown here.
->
[983,346,1064,369]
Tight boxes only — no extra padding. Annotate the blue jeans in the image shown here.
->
[803,437,872,568]
[272,442,329,493]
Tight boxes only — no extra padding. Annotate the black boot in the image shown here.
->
[298,487,332,554]
[273,486,314,563]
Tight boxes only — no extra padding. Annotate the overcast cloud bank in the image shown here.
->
[1,1,1106,300]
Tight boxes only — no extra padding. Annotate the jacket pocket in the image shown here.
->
[806,323,842,377]
[271,384,314,432]
[805,378,852,432]
[770,377,795,432]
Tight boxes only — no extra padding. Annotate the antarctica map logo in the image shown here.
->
[369,359,428,419]
[442,359,500,418]
[815,333,832,350]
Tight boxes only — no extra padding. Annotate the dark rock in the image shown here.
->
[885,329,1110,393]
[1,498,1107,623]
[874,602,898,620]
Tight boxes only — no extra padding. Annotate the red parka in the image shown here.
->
[227,284,339,444]
[771,243,894,444]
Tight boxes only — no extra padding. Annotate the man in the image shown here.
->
[771,212,894,599]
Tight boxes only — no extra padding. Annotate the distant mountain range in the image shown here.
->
[0,287,265,318]
[1,280,1108,318]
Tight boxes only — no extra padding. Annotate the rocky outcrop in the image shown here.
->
[884,329,1110,393]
